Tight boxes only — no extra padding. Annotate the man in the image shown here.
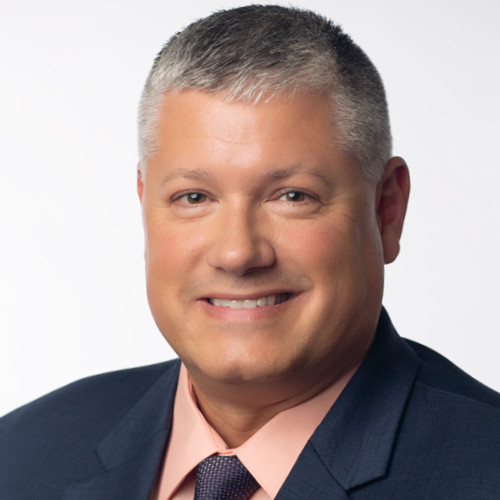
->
[1,5,499,499]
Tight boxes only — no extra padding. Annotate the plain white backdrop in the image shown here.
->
[1,0,499,416]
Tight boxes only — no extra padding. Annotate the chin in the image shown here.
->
[191,352,288,386]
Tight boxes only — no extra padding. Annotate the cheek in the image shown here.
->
[143,222,195,348]
[277,221,351,272]
[278,216,383,306]
[144,223,188,325]
[144,216,205,277]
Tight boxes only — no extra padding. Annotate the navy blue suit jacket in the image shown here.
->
[1,309,500,499]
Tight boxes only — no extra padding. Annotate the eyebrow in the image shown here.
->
[267,166,333,187]
[160,168,212,186]
[160,165,332,187]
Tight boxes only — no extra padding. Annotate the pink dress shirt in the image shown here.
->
[152,364,352,500]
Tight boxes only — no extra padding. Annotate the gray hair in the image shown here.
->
[138,5,392,181]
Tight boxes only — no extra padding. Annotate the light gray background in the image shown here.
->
[1,0,499,416]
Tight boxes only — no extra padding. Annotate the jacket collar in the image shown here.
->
[277,308,419,498]
[63,360,181,500]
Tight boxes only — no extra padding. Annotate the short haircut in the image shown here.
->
[138,5,392,181]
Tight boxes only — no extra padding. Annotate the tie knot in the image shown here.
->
[194,454,259,500]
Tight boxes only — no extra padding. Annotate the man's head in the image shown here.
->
[138,5,392,182]
[137,5,409,415]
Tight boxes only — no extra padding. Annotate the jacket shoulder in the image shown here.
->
[382,340,500,497]
[0,359,180,499]
[2,359,180,425]
[346,336,500,498]
[406,338,500,409]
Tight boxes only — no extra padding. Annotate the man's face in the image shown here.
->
[139,89,397,400]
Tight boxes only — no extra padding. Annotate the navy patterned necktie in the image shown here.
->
[194,454,259,500]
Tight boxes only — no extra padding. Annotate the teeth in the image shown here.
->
[209,294,288,309]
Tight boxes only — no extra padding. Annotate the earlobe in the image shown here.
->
[376,157,410,264]
[137,164,144,203]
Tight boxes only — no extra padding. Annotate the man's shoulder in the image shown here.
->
[0,359,180,499]
[0,360,180,453]
[406,338,500,410]
[328,331,500,498]
[1,359,180,425]
[399,339,500,475]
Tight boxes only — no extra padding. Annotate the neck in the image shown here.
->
[189,364,359,448]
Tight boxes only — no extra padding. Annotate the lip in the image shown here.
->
[200,290,297,301]
[208,293,292,309]
[197,291,300,320]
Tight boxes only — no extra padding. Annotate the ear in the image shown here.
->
[137,163,144,203]
[376,156,410,264]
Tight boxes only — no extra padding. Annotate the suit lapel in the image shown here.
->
[63,361,181,500]
[62,434,168,500]
[275,441,349,499]
[279,309,419,497]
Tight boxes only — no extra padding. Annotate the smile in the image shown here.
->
[207,293,292,309]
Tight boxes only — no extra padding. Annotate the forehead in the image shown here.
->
[143,89,368,194]
[153,89,339,161]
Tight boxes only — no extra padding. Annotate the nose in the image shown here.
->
[206,203,276,275]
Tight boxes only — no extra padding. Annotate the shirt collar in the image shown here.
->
[157,363,351,499]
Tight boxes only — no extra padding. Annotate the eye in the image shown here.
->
[279,190,309,202]
[178,192,207,204]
